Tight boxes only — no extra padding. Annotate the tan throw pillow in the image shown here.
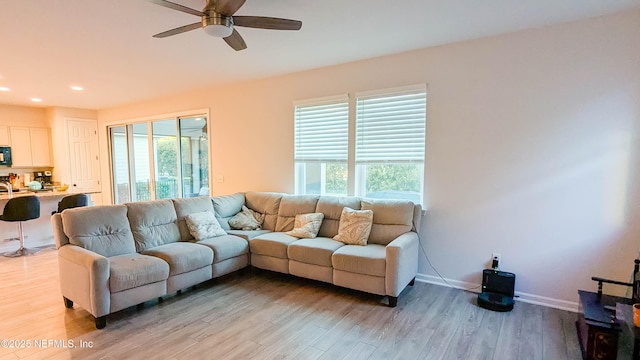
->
[285,213,324,239]
[185,211,227,240]
[333,207,373,246]
[229,205,265,231]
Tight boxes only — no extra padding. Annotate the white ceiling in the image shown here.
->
[0,0,638,110]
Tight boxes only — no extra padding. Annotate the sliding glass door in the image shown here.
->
[179,116,209,197]
[110,126,130,204]
[152,119,179,199]
[109,114,209,204]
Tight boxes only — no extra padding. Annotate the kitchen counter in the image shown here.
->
[0,189,100,200]
[0,190,102,253]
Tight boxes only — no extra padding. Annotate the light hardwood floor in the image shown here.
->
[1,248,585,360]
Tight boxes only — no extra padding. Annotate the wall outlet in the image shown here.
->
[492,253,501,268]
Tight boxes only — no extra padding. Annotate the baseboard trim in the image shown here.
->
[415,273,579,313]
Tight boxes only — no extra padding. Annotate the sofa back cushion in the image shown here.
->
[412,204,423,231]
[275,195,319,232]
[62,205,136,257]
[172,197,216,241]
[52,213,69,248]
[245,192,282,231]
[361,199,415,245]
[212,192,245,230]
[126,199,180,252]
[315,196,361,238]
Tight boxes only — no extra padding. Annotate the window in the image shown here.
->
[294,96,349,196]
[294,86,426,204]
[355,88,426,204]
[108,113,209,204]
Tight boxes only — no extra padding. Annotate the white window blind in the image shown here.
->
[355,88,426,163]
[294,97,349,162]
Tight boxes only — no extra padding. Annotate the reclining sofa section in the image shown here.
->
[51,191,422,329]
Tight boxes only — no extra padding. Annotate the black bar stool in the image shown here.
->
[2,196,41,257]
[51,194,90,215]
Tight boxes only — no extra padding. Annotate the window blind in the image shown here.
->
[355,88,426,163]
[294,98,349,162]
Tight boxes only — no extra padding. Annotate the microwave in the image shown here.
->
[0,146,12,166]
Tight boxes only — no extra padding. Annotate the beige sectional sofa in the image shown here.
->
[52,191,422,329]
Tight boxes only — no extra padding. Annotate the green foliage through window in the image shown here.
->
[365,164,421,194]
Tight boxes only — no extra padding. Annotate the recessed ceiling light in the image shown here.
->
[0,87,9,92]
[31,98,42,102]
[71,86,83,91]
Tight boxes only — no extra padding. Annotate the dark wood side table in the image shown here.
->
[615,302,640,360]
[577,290,625,360]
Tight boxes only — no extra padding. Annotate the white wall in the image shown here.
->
[98,9,640,309]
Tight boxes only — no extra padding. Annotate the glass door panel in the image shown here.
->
[152,119,179,199]
[131,122,151,201]
[110,126,130,204]
[108,113,210,204]
[179,116,209,197]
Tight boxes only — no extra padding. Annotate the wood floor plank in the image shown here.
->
[518,299,544,360]
[465,303,503,360]
[0,250,586,360]
[560,310,584,360]
[418,288,477,359]
[492,298,525,359]
[542,307,569,360]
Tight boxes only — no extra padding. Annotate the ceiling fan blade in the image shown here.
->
[223,29,247,51]
[153,22,202,38]
[149,0,205,17]
[214,0,246,16]
[233,16,302,30]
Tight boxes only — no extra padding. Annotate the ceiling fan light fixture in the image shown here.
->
[202,16,233,38]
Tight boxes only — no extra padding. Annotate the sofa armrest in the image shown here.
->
[385,232,419,297]
[58,245,111,317]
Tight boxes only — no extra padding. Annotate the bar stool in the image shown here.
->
[51,194,90,215]
[2,196,40,257]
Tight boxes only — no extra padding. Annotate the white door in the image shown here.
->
[67,119,101,192]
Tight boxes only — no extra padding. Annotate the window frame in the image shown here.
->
[294,85,427,205]
[106,108,211,204]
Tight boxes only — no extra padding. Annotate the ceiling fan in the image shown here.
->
[149,0,302,51]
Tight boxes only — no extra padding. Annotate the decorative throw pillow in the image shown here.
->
[229,205,265,231]
[333,207,374,246]
[185,211,227,240]
[285,213,324,239]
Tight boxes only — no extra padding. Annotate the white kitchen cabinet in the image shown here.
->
[29,128,52,166]
[0,126,9,145]
[9,127,52,167]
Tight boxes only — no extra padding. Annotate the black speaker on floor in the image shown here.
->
[477,269,515,312]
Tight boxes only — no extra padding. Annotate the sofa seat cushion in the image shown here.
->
[109,254,170,293]
[196,235,249,263]
[288,237,344,267]
[249,232,298,259]
[142,242,213,276]
[331,244,386,277]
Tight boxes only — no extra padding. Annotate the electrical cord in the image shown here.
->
[417,234,482,293]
